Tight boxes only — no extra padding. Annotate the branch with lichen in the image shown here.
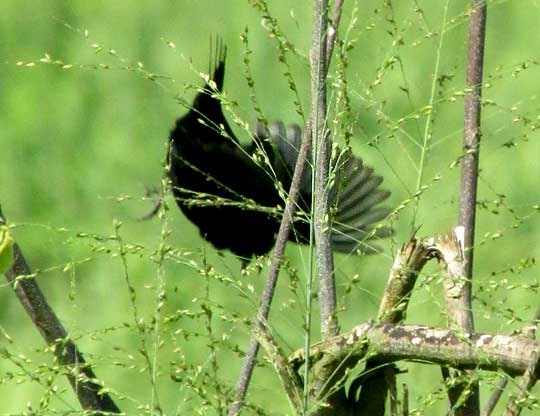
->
[291,323,540,378]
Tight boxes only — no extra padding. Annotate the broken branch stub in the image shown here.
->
[433,226,474,333]
[378,236,436,324]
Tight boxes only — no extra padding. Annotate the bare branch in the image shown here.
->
[502,345,540,416]
[254,323,304,412]
[228,122,312,416]
[312,0,338,339]
[0,206,120,414]
[456,0,488,411]
[326,0,344,63]
[482,381,507,416]
[292,322,540,378]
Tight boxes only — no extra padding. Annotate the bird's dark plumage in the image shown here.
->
[168,43,391,262]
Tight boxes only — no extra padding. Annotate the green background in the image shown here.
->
[2,1,540,414]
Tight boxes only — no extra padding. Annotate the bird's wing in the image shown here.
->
[254,121,392,254]
[330,153,393,253]
[252,121,312,196]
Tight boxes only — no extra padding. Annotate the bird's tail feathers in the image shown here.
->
[208,36,227,92]
[191,38,227,116]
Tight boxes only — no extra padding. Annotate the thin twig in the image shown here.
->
[385,367,398,416]
[0,206,120,414]
[482,307,540,416]
[482,380,507,416]
[502,346,540,416]
[326,0,344,63]
[254,323,304,412]
[402,384,409,416]
[228,122,311,416]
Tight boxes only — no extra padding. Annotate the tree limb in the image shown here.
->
[0,205,120,414]
[291,322,540,379]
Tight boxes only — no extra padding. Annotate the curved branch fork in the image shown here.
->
[377,226,468,327]
[285,227,530,413]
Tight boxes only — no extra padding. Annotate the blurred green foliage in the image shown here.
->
[2,0,540,414]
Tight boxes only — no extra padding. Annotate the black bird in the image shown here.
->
[168,43,391,263]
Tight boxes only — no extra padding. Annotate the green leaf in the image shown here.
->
[0,225,14,274]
